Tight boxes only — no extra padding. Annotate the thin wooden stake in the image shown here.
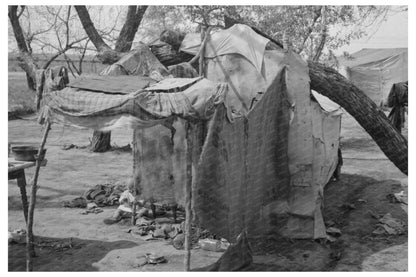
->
[198,27,207,76]
[188,26,212,66]
[184,122,193,271]
[131,129,140,226]
[131,201,137,226]
[26,121,51,271]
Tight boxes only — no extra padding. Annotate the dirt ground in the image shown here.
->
[7,112,408,271]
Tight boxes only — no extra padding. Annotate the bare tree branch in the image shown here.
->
[17,5,26,18]
[312,6,328,62]
[65,6,71,47]
[63,53,78,78]
[77,39,90,75]
[296,7,321,54]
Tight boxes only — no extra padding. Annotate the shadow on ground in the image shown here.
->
[247,173,407,271]
[9,236,138,271]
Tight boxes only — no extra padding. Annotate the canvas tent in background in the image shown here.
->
[39,24,342,241]
[338,48,408,106]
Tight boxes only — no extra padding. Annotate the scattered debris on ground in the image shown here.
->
[35,238,75,252]
[61,143,88,150]
[123,211,230,253]
[62,182,128,209]
[62,197,87,208]
[60,143,131,152]
[110,144,132,152]
[387,191,407,205]
[80,202,104,214]
[8,229,26,244]
[144,253,167,265]
[8,230,78,253]
[372,213,406,235]
[326,227,342,237]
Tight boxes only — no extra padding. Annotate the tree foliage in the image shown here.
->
[9,6,93,78]
[10,5,406,68]
[181,5,402,65]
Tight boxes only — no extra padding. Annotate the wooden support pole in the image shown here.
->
[16,171,29,224]
[131,128,143,226]
[198,27,207,75]
[184,122,193,271]
[131,199,137,226]
[26,121,51,272]
[188,26,212,66]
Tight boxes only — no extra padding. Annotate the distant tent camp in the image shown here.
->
[338,48,408,106]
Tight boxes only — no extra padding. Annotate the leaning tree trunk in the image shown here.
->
[308,61,407,175]
[76,5,148,152]
[8,6,38,90]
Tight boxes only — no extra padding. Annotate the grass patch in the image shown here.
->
[8,72,36,117]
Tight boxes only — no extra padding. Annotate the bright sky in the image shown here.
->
[7,6,408,56]
[334,9,408,55]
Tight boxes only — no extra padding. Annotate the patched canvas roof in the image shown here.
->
[180,24,270,73]
[39,78,229,130]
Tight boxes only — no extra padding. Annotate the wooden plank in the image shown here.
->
[67,75,156,94]
[8,158,47,173]
[8,159,35,173]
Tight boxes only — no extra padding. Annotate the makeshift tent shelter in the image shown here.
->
[338,48,408,106]
[39,24,342,244]
[180,24,342,239]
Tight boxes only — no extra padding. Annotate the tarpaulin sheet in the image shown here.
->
[338,48,408,105]
[205,53,267,114]
[338,48,407,68]
[193,69,291,241]
[39,78,228,131]
[180,24,270,73]
[311,90,342,114]
[100,43,168,77]
[133,119,188,206]
[131,65,208,207]
[200,47,341,239]
[67,75,155,94]
[144,77,202,92]
[133,119,207,206]
[167,62,199,78]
